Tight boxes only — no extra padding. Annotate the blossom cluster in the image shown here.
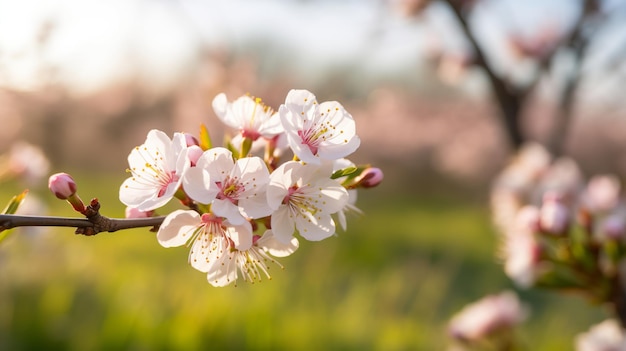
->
[118,89,381,286]
[445,143,626,350]
[489,143,626,349]
[490,143,626,295]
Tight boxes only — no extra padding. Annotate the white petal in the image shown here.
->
[234,157,269,185]
[135,182,179,212]
[232,95,257,127]
[212,93,238,128]
[213,199,246,225]
[239,192,273,219]
[183,167,217,204]
[188,234,214,272]
[258,112,284,136]
[170,133,189,167]
[296,213,335,241]
[286,131,319,164]
[270,206,296,244]
[258,230,299,257]
[317,181,349,214]
[174,145,191,175]
[205,147,235,180]
[227,220,253,251]
[206,252,238,287]
[267,161,298,209]
[317,136,360,161]
[119,177,155,207]
[283,89,317,114]
[145,129,172,155]
[157,210,200,248]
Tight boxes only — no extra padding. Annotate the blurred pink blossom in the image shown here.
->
[503,206,542,288]
[7,141,50,185]
[576,319,626,351]
[583,175,621,213]
[449,291,528,343]
[539,192,570,235]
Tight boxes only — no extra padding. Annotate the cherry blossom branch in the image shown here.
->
[0,198,165,236]
[0,214,165,233]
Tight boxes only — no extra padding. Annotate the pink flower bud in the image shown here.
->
[186,145,204,167]
[539,192,569,235]
[48,172,77,200]
[355,167,384,188]
[125,206,153,219]
[184,133,200,147]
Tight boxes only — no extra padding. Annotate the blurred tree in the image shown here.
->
[395,0,623,156]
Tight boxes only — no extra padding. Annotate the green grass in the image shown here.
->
[0,174,609,350]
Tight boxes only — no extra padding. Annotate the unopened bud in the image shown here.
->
[125,206,154,219]
[48,172,77,200]
[355,167,384,188]
[184,133,200,147]
[48,172,86,214]
[186,145,204,167]
[539,192,569,235]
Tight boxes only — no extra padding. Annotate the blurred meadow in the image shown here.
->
[1,0,626,350]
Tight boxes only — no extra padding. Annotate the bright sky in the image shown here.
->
[0,0,623,95]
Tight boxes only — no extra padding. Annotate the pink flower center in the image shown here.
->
[216,177,244,204]
[283,185,300,204]
[242,128,261,141]
[298,129,320,155]
[201,212,222,225]
[157,171,179,197]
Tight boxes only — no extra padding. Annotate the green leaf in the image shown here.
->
[0,189,28,244]
[199,123,212,151]
[331,167,358,180]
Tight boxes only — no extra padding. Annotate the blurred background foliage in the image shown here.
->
[0,177,607,350]
[0,0,625,349]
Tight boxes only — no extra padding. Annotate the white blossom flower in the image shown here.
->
[583,175,621,213]
[119,129,189,211]
[157,210,253,274]
[212,93,283,141]
[206,230,299,286]
[449,291,528,343]
[503,206,542,288]
[576,319,626,351]
[279,89,360,164]
[267,161,348,243]
[157,210,297,286]
[183,147,272,225]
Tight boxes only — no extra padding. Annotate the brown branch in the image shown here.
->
[546,0,599,156]
[0,214,165,233]
[0,198,165,236]
[442,0,525,150]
